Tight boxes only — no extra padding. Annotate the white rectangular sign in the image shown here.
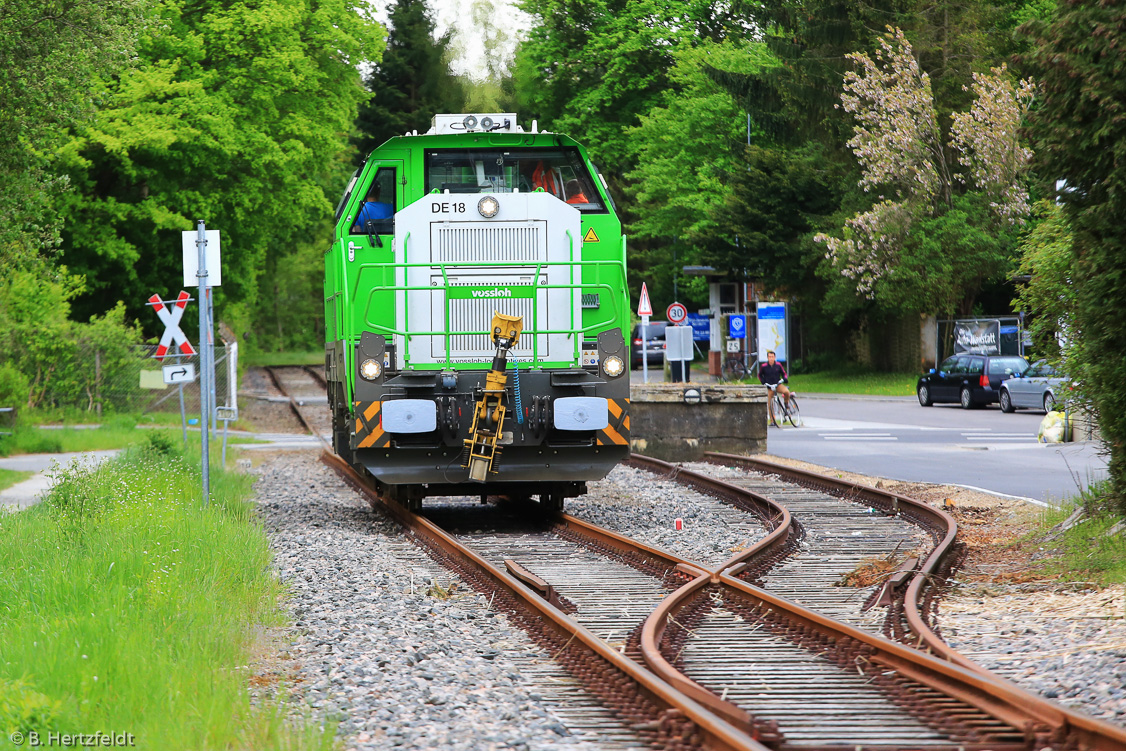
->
[162,362,197,385]
[182,230,222,287]
[756,301,787,362]
[664,325,693,362]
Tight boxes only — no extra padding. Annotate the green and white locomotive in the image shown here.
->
[324,114,630,510]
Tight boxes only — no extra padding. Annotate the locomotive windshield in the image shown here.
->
[424,147,606,212]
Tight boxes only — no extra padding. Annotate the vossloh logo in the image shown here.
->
[449,285,535,300]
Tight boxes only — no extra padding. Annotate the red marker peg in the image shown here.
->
[674,518,683,531]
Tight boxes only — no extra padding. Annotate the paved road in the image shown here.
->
[768,395,1106,504]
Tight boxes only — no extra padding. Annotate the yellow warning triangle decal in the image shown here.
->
[582,227,600,243]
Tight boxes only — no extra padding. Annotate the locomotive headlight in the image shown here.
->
[478,196,500,218]
[603,355,624,378]
[462,115,478,130]
[359,358,382,381]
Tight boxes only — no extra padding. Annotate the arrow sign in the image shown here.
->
[149,291,197,361]
[637,283,653,317]
[162,362,197,385]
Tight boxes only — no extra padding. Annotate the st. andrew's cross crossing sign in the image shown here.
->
[149,291,197,361]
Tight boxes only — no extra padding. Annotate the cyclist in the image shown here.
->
[757,350,791,426]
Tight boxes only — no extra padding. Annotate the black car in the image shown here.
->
[630,321,667,369]
[917,354,1029,409]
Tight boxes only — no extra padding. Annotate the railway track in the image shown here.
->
[263,370,1126,750]
[262,365,332,439]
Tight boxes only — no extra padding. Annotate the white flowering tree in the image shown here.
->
[815,27,1035,316]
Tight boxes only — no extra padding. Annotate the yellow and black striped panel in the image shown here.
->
[353,400,389,449]
[596,398,630,446]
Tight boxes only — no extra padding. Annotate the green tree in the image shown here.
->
[627,41,776,247]
[353,0,464,157]
[513,0,746,182]
[1011,200,1073,366]
[815,28,1034,318]
[0,0,142,267]
[450,0,521,113]
[54,0,384,338]
[1024,0,1126,510]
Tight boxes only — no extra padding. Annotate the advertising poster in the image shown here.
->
[953,320,1001,355]
[685,313,711,342]
[756,302,787,362]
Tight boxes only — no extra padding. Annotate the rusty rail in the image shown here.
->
[633,452,1126,750]
[703,452,969,666]
[264,366,327,443]
[320,449,768,751]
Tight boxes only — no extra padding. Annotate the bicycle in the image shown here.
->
[722,356,747,381]
[766,383,802,428]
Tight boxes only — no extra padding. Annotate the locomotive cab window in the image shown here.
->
[424,148,606,212]
[350,167,397,235]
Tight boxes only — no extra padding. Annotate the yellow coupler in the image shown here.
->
[463,312,523,482]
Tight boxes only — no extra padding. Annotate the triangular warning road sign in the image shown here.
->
[582,227,600,243]
[637,283,653,317]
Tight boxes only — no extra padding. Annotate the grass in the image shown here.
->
[0,468,34,492]
[1028,479,1126,585]
[242,350,322,367]
[0,419,261,458]
[0,433,334,749]
[788,368,918,396]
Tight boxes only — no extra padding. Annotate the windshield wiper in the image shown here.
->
[364,221,383,248]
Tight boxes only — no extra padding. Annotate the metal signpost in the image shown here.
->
[183,222,221,507]
[637,283,653,383]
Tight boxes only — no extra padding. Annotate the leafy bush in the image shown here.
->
[0,267,144,412]
[0,678,62,736]
[0,363,29,408]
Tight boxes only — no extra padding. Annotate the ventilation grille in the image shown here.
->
[581,293,600,309]
[434,225,543,264]
[439,297,536,357]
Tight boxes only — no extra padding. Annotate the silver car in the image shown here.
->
[999,360,1069,413]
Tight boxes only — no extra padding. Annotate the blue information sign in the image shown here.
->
[685,313,711,342]
[728,314,746,339]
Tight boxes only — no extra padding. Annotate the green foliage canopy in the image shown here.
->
[353,0,464,157]
[513,0,747,182]
[1025,1,1126,510]
[815,29,1033,319]
[55,0,385,334]
[0,0,143,267]
[1012,200,1073,367]
[626,41,778,246]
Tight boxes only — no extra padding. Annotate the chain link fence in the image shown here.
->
[35,342,237,420]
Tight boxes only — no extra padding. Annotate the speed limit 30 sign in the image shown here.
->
[666,302,688,324]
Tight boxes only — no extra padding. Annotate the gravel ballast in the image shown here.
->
[567,463,766,567]
[251,446,1126,743]
[940,586,1126,728]
[255,452,624,751]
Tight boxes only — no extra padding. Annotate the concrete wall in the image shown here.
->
[628,383,768,461]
